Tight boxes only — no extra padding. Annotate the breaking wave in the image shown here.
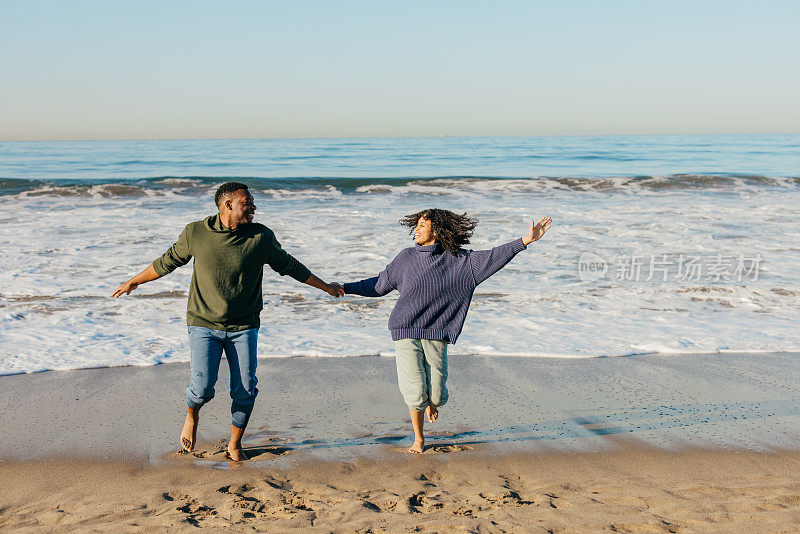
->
[3,174,799,198]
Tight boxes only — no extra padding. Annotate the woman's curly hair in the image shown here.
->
[399,209,479,255]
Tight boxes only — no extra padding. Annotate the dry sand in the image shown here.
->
[1,351,800,532]
[2,448,800,532]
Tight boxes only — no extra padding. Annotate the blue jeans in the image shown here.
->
[186,326,259,429]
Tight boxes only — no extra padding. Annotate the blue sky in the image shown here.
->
[1,1,798,140]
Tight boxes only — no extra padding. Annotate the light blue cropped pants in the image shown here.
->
[186,326,259,429]
[394,338,449,412]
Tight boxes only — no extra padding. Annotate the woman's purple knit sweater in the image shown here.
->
[343,238,527,343]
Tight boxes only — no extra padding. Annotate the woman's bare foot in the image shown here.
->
[408,439,425,454]
[426,405,438,423]
[180,409,199,452]
[225,447,249,461]
[408,408,426,454]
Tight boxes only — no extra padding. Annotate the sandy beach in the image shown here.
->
[1,351,800,531]
[4,449,800,532]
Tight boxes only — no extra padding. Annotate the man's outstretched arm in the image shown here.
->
[263,230,342,298]
[113,225,192,298]
[112,264,162,298]
[305,273,344,298]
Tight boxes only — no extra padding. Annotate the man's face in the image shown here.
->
[226,189,257,224]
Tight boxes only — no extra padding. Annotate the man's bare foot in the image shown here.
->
[408,439,424,454]
[426,405,438,423]
[225,447,249,461]
[180,411,198,452]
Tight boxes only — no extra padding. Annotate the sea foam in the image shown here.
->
[1,135,799,375]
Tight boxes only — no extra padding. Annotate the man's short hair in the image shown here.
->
[214,182,249,207]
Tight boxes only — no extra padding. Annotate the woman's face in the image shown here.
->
[413,217,436,245]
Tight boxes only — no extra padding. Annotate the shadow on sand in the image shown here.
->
[266,398,800,453]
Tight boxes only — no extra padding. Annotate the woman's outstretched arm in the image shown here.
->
[469,216,551,286]
[338,276,389,297]
[342,265,397,296]
[335,253,402,297]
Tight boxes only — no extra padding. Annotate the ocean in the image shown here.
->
[1,134,798,375]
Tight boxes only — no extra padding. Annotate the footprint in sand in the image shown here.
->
[429,444,473,453]
[173,447,212,458]
[242,446,293,459]
[391,443,473,454]
[176,498,218,527]
[217,483,256,494]
[407,491,445,513]
[174,438,294,462]
[479,490,534,506]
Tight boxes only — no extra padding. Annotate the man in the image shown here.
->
[112,182,341,461]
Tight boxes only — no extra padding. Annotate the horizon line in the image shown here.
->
[1,131,799,143]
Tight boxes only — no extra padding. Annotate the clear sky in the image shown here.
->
[1,1,798,140]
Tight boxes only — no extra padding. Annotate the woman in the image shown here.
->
[336,209,551,453]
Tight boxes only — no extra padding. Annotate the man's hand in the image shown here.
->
[111,264,161,298]
[302,274,344,298]
[112,280,139,298]
[328,282,345,298]
[522,216,552,246]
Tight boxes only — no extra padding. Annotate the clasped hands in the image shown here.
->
[325,282,345,298]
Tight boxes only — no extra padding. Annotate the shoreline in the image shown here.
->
[1,351,799,463]
[4,348,800,378]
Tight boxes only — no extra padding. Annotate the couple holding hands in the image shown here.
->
[112,182,551,460]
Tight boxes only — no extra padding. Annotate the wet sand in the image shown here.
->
[1,351,800,531]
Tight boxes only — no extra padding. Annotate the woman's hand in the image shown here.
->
[327,282,345,298]
[522,216,551,246]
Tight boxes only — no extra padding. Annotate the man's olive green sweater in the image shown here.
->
[152,214,311,331]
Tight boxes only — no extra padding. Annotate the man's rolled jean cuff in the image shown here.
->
[231,400,256,429]
[187,398,204,411]
[232,414,250,429]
